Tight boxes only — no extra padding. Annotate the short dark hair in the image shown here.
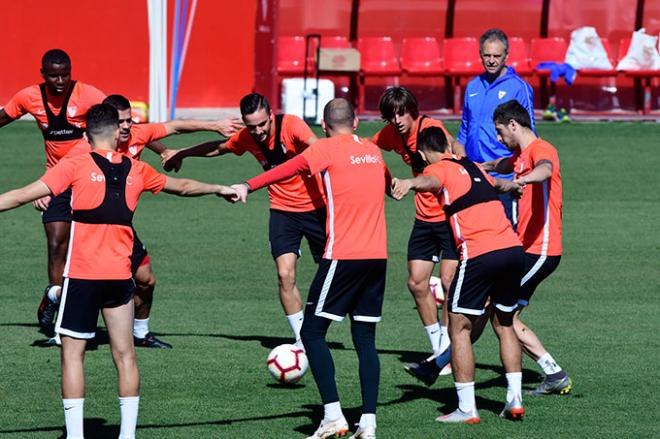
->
[323,98,355,129]
[42,49,71,69]
[103,94,131,111]
[493,100,532,129]
[378,87,419,121]
[417,127,449,153]
[240,93,270,116]
[86,104,119,144]
[480,28,509,54]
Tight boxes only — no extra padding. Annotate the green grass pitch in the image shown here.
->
[0,120,658,438]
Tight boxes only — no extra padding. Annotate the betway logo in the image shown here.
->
[350,154,381,165]
[49,128,74,136]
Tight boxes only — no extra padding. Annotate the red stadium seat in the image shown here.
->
[357,37,401,113]
[357,37,401,74]
[443,37,481,113]
[400,37,444,75]
[507,37,532,76]
[531,37,568,76]
[277,36,306,74]
[443,37,481,76]
[307,36,352,66]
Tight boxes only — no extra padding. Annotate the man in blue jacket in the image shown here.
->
[454,28,535,226]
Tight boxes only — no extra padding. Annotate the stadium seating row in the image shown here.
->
[277,35,660,114]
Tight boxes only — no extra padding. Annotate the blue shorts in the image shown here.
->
[407,219,459,262]
[269,208,326,263]
[306,259,387,323]
[42,188,72,223]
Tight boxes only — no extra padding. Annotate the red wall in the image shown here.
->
[1,0,255,108]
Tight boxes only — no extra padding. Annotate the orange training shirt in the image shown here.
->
[224,114,324,212]
[116,123,168,160]
[301,134,388,260]
[511,138,562,256]
[424,155,521,259]
[3,82,106,168]
[40,149,166,280]
[372,116,452,222]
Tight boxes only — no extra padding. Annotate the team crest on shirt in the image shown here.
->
[498,90,507,99]
[129,145,138,156]
[68,106,77,117]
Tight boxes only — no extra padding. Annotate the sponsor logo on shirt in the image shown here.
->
[469,92,479,97]
[350,154,381,165]
[498,90,507,99]
[90,172,106,182]
[49,128,74,136]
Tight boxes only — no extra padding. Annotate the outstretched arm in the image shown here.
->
[494,178,523,197]
[163,118,243,137]
[0,109,15,129]
[0,180,51,212]
[162,176,236,200]
[513,161,552,186]
[161,140,228,172]
[231,155,311,203]
[390,175,441,200]
[481,156,514,174]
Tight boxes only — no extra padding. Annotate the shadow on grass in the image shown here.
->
[158,332,347,350]
[29,328,110,350]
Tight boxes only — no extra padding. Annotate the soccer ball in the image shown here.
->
[266,344,309,384]
[429,275,445,305]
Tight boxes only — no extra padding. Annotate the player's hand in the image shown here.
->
[391,178,412,200]
[229,183,249,203]
[214,118,243,137]
[162,149,183,172]
[32,195,51,211]
[216,185,240,203]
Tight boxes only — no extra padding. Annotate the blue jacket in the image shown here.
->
[457,67,535,179]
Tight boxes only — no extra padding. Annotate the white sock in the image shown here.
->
[48,285,61,304]
[424,322,441,354]
[323,401,343,421]
[359,413,376,429]
[537,352,562,375]
[439,325,451,353]
[455,382,475,413]
[286,311,304,342]
[118,396,140,439]
[62,398,84,439]
[505,372,523,403]
[133,318,149,339]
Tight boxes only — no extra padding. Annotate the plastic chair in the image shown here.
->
[357,37,401,113]
[277,36,306,74]
[400,37,444,75]
[443,37,481,75]
[617,38,660,114]
[530,37,568,76]
[507,37,532,76]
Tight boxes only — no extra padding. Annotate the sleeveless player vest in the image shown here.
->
[442,157,499,217]
[39,80,85,142]
[256,114,290,171]
[399,115,428,173]
[72,153,134,226]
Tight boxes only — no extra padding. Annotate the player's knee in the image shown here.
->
[440,272,454,291]
[137,272,156,290]
[406,277,428,298]
[277,268,296,290]
[113,348,137,369]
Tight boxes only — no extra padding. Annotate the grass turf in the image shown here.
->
[0,120,658,438]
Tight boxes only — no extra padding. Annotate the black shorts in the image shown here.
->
[55,277,135,339]
[269,208,326,263]
[306,259,387,322]
[42,188,72,223]
[130,228,149,273]
[407,219,459,262]
[519,253,561,306]
[447,246,524,316]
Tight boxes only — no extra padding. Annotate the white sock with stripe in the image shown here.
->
[424,322,441,354]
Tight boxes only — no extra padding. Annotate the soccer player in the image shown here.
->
[37,93,242,348]
[481,100,571,395]
[162,93,324,347]
[392,127,526,424]
[232,98,390,439]
[452,29,535,226]
[0,49,105,325]
[0,104,237,439]
[372,87,463,377]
